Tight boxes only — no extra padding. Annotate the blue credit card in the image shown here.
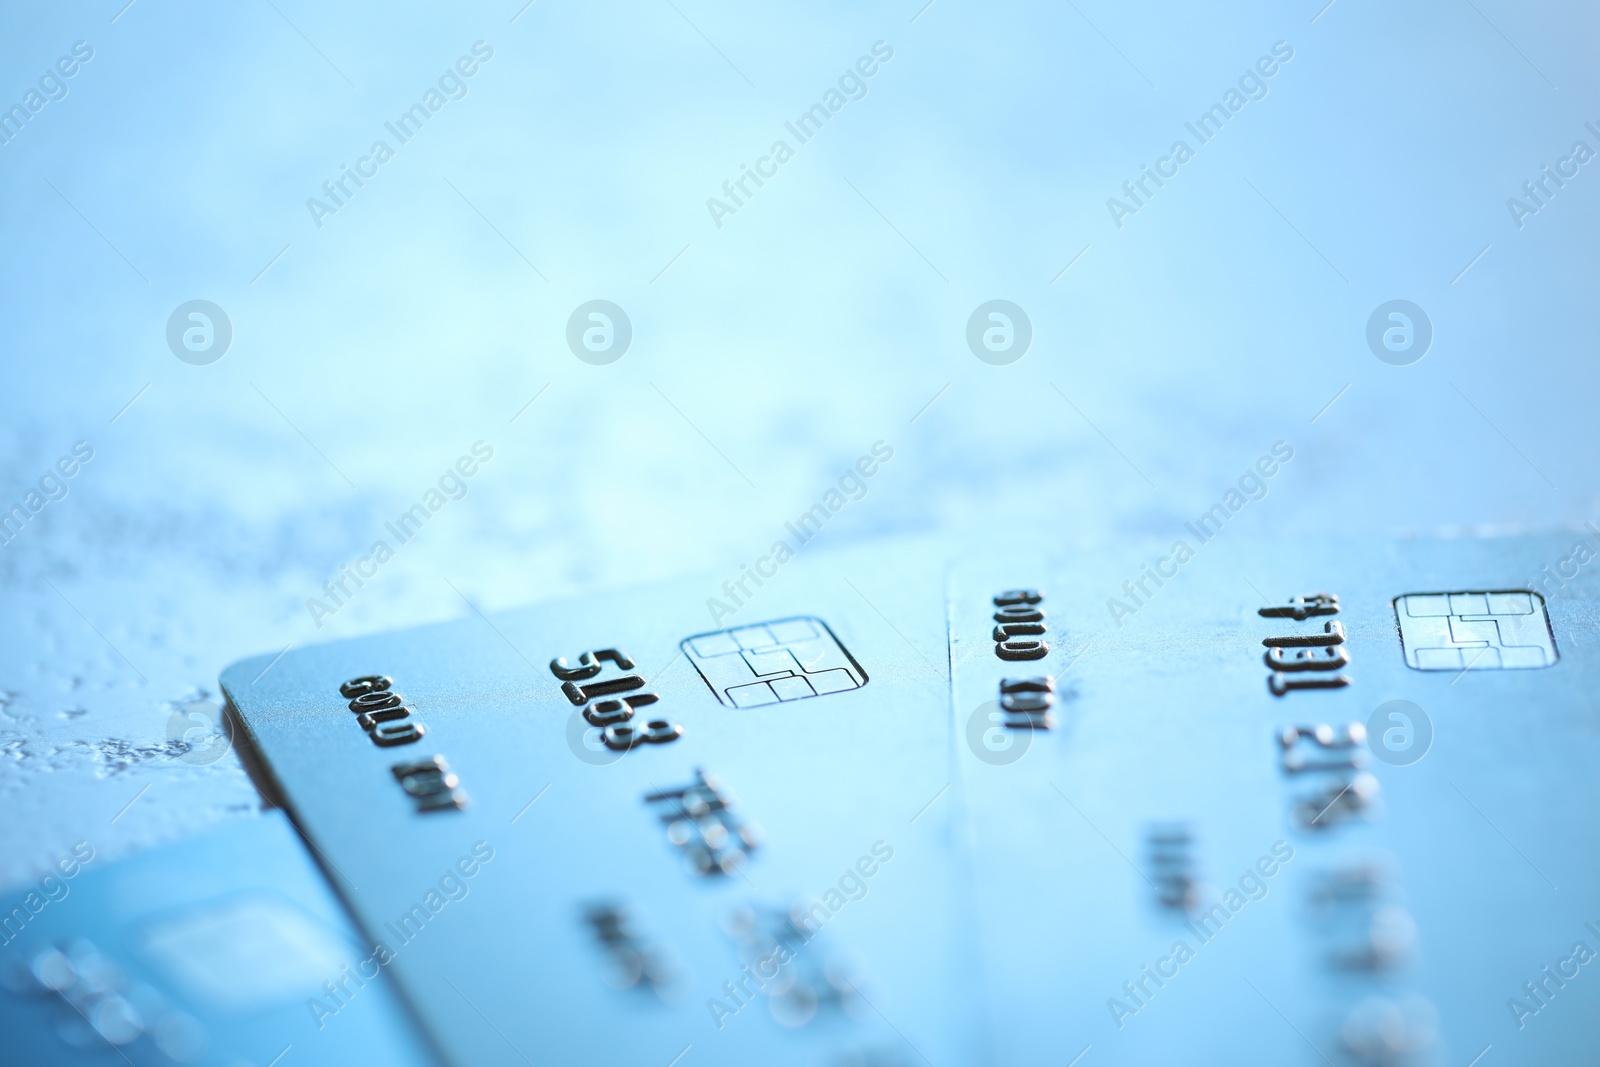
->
[220,540,981,1067]
[0,810,440,1067]
[949,534,1600,1065]
[214,532,1600,1065]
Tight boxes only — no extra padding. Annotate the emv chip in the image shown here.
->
[682,616,867,707]
[1394,590,1558,670]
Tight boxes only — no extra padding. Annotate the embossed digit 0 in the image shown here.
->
[372,720,426,747]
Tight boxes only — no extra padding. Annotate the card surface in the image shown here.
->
[0,810,440,1066]
[949,534,1600,1065]
[221,539,979,1067]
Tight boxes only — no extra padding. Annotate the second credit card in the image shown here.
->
[222,539,979,1067]
[949,534,1600,1066]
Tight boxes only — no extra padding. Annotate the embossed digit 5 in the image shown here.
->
[550,649,637,681]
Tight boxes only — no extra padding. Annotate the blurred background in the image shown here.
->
[2,0,1596,882]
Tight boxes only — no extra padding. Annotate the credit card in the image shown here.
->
[0,810,440,1066]
[220,540,980,1067]
[949,534,1600,1065]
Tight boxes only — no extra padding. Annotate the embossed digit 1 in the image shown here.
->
[999,677,1054,729]
[561,674,647,706]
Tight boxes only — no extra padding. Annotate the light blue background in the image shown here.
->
[1,0,1595,879]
